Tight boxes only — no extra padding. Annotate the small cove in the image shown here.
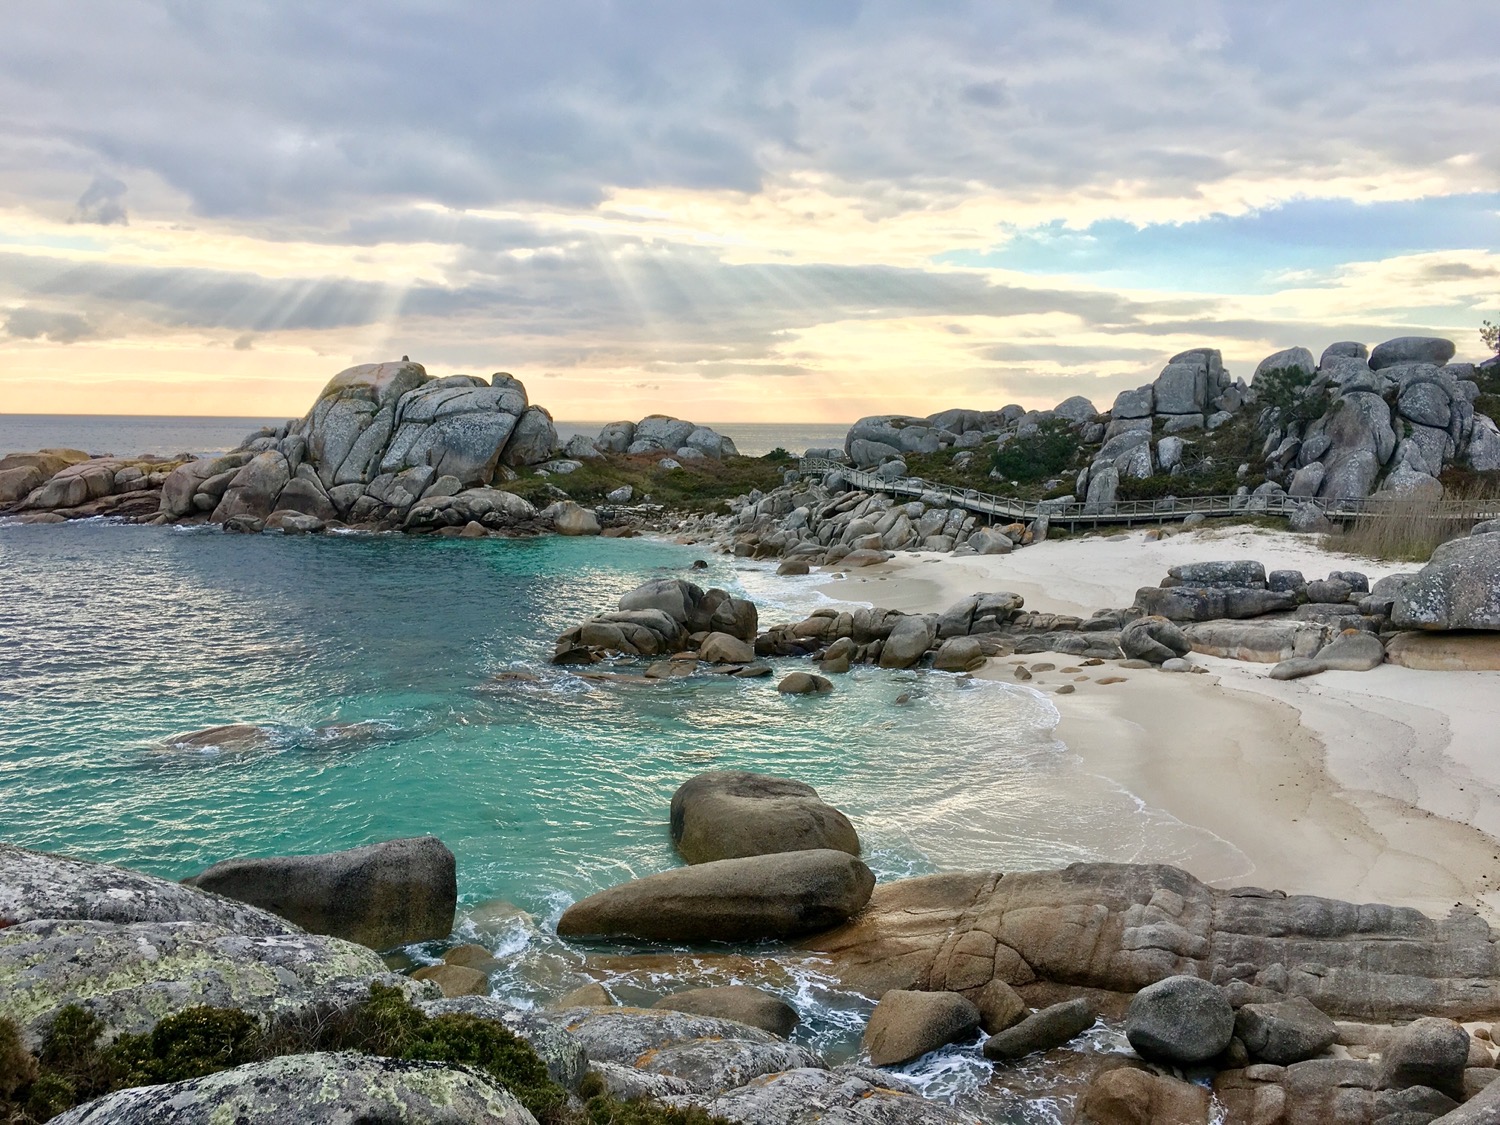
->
[0,519,1244,1121]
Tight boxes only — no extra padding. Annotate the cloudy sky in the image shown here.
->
[2,2,1497,422]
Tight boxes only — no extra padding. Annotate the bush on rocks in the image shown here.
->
[3,985,729,1125]
[1124,976,1233,1065]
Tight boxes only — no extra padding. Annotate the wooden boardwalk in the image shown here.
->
[797,458,1500,529]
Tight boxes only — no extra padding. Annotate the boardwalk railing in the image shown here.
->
[796,458,1500,528]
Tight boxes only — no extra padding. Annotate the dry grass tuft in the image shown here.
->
[1322,478,1498,563]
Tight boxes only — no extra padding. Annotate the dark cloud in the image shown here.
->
[4,306,95,343]
[1,2,1493,221]
[69,173,128,225]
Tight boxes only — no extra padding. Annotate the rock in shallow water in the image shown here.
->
[557,849,875,943]
[184,836,457,951]
[863,989,981,1066]
[48,1051,537,1125]
[982,998,1096,1060]
[670,770,860,865]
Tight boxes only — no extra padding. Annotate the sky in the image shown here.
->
[0,2,1497,423]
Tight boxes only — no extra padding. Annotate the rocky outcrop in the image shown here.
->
[554,577,757,663]
[0,918,395,1047]
[679,1065,983,1124]
[652,986,799,1039]
[184,836,457,951]
[798,863,1500,1022]
[1391,534,1500,631]
[0,843,296,936]
[48,1052,537,1124]
[556,849,875,943]
[596,416,738,460]
[669,771,860,864]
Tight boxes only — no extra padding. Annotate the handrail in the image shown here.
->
[795,458,1500,526]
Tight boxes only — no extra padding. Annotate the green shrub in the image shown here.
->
[2,988,729,1125]
[761,447,795,463]
[989,419,1080,483]
[1256,365,1330,425]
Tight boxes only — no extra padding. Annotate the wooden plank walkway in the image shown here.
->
[797,458,1500,528]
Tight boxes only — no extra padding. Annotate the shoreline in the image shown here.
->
[809,527,1500,920]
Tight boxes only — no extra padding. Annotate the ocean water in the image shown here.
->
[0,415,849,460]
[0,520,1233,1121]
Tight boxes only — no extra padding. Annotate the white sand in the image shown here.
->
[811,527,1500,918]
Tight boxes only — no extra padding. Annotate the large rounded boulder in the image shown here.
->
[556,850,875,943]
[669,771,861,865]
[1124,975,1233,1065]
[184,836,457,951]
[1391,534,1500,631]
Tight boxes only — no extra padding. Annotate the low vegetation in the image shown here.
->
[1255,364,1331,426]
[500,452,790,514]
[988,418,1081,483]
[1325,476,1499,562]
[1,987,728,1125]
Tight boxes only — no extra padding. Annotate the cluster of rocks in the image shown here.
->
[545,770,1500,1124]
[552,575,761,669]
[567,414,739,463]
[1261,339,1500,507]
[12,754,1500,1123]
[685,337,1497,564]
[1128,534,1500,676]
[2,361,741,539]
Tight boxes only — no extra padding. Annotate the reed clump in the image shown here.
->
[1323,477,1498,562]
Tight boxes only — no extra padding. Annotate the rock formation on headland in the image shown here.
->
[0,360,739,536]
[693,336,1499,562]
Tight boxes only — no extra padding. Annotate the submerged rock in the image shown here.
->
[557,849,875,943]
[669,771,860,864]
[48,1051,536,1124]
[184,836,457,951]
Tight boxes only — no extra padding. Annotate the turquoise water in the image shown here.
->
[0,519,1216,1121]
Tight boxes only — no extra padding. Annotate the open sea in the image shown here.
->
[0,414,849,460]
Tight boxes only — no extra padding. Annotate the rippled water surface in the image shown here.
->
[1,519,1227,1122]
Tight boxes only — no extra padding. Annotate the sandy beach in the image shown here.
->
[814,527,1500,920]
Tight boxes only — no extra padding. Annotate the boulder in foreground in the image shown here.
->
[556,849,875,942]
[863,989,981,1067]
[1124,975,1234,1065]
[48,1051,536,1125]
[184,836,457,950]
[653,985,800,1039]
[670,770,860,864]
[1391,534,1500,631]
